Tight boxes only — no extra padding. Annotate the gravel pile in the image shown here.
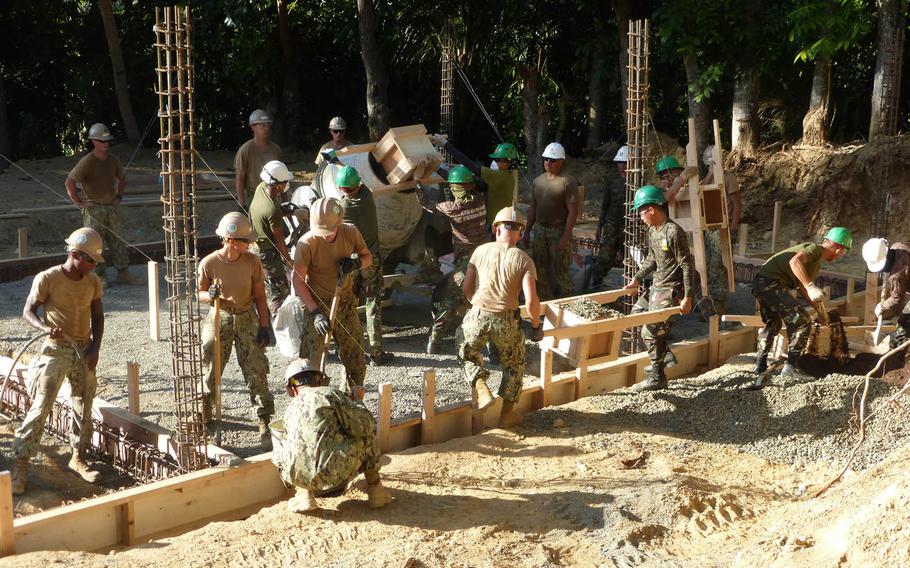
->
[561,297,621,320]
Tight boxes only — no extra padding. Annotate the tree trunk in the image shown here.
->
[585,52,605,150]
[97,0,139,143]
[683,53,711,158]
[520,64,543,179]
[275,0,299,146]
[0,72,9,170]
[869,0,907,142]
[731,65,760,157]
[614,0,633,128]
[356,0,391,141]
[802,53,831,145]
[555,93,567,143]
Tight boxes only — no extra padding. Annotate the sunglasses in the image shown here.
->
[74,250,97,264]
[499,222,523,231]
[331,129,346,134]
[543,157,561,163]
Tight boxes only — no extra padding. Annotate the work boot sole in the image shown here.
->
[632,380,667,393]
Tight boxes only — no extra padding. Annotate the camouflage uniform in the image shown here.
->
[352,258,385,356]
[704,229,729,314]
[254,246,290,315]
[272,385,380,491]
[632,221,697,379]
[593,173,626,285]
[299,286,365,394]
[12,338,97,459]
[431,255,471,339]
[752,275,811,364]
[201,307,274,419]
[82,205,128,277]
[459,308,526,404]
[876,243,910,345]
[531,224,574,299]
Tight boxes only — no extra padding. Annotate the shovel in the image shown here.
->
[865,316,890,354]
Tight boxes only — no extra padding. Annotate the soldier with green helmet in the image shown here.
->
[272,358,392,513]
[624,186,697,392]
[336,165,396,365]
[248,160,296,315]
[751,227,852,385]
[198,212,275,450]
[655,155,698,207]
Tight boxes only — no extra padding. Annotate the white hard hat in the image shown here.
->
[862,238,890,272]
[248,109,272,126]
[541,142,566,160]
[328,116,347,130]
[260,160,293,184]
[215,212,256,240]
[613,145,629,162]
[88,123,114,142]
[703,145,716,166]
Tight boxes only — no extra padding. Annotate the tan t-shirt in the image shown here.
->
[294,223,366,303]
[30,265,103,341]
[68,152,124,204]
[234,139,282,201]
[531,173,580,226]
[469,242,537,313]
[198,250,264,311]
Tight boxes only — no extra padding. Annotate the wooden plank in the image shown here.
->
[119,501,135,547]
[865,271,878,325]
[708,315,720,369]
[0,472,14,556]
[723,315,764,327]
[544,306,682,341]
[687,119,710,296]
[17,228,27,259]
[574,336,591,400]
[539,348,553,407]
[126,361,140,415]
[377,382,392,453]
[421,369,435,445]
[738,223,748,256]
[770,201,783,252]
[148,261,160,341]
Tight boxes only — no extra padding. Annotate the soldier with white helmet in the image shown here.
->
[249,160,296,314]
[234,109,282,206]
[864,238,910,347]
[592,145,630,287]
[522,142,580,299]
[198,212,274,450]
[314,116,352,166]
[10,228,107,495]
[65,122,142,287]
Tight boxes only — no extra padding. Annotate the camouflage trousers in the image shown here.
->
[82,204,128,276]
[592,222,624,284]
[299,291,366,393]
[705,230,729,314]
[255,247,290,316]
[752,276,810,363]
[431,255,470,338]
[531,223,574,300]
[201,307,274,419]
[12,338,97,459]
[459,307,525,404]
[631,286,682,377]
[352,257,384,356]
[895,313,910,345]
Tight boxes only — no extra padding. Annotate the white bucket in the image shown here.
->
[269,419,286,454]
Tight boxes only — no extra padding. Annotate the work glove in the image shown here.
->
[256,326,270,348]
[805,283,827,303]
[874,302,884,317]
[280,201,298,215]
[312,310,330,335]
[339,257,362,276]
[523,320,544,342]
[208,283,222,300]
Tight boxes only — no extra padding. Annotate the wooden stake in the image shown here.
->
[0,471,14,556]
[421,369,435,445]
[148,261,160,341]
[708,315,720,369]
[213,278,223,442]
[686,119,710,297]
[738,223,748,256]
[770,201,782,252]
[865,271,878,325]
[17,228,27,259]
[126,361,140,415]
[845,278,855,316]
[539,348,553,407]
[119,501,135,546]
[377,382,391,453]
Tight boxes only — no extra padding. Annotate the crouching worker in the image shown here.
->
[752,227,851,384]
[624,186,696,392]
[273,358,392,513]
[863,238,910,345]
[10,228,106,495]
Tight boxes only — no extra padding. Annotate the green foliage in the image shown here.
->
[789,0,874,62]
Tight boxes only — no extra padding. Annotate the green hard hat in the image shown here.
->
[824,226,853,250]
[633,185,667,210]
[448,165,474,184]
[655,155,683,174]
[489,142,518,160]
[335,165,361,188]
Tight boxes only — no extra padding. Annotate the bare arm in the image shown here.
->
[252,281,269,327]
[85,298,104,371]
[292,262,320,313]
[356,244,373,271]
[462,264,478,302]
[234,171,245,205]
[561,201,578,242]
[65,177,91,209]
[116,174,126,198]
[788,252,813,288]
[272,226,291,263]
[665,166,698,204]
[23,294,60,337]
[522,272,540,326]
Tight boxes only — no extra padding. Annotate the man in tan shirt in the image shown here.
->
[461,207,542,427]
[11,228,106,495]
[314,116,352,166]
[234,109,282,206]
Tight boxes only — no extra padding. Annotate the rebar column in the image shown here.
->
[154,5,208,472]
[621,19,651,355]
[440,21,455,162]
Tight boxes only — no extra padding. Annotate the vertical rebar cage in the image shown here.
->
[622,19,651,355]
[440,21,455,163]
[154,5,209,471]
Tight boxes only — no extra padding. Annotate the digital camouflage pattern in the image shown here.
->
[352,258,385,356]
[704,229,729,314]
[298,289,365,394]
[631,287,680,376]
[82,204,128,275]
[458,308,525,404]
[531,223,574,300]
[256,247,290,315]
[430,255,470,339]
[272,386,380,491]
[592,221,623,285]
[201,308,274,419]
[752,276,811,363]
[12,339,97,458]
[633,221,697,296]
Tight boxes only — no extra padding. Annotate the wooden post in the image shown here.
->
[845,278,855,316]
[865,271,878,325]
[738,223,748,257]
[0,471,14,556]
[708,315,720,369]
[686,119,710,297]
[148,261,160,341]
[770,201,783,252]
[574,336,591,400]
[421,369,435,445]
[126,361,140,415]
[539,348,553,407]
[377,382,391,453]
[119,501,135,546]
[17,228,27,259]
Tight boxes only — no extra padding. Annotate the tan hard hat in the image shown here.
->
[492,206,527,228]
[285,358,325,387]
[65,227,105,263]
[248,109,272,126]
[215,212,256,240]
[328,116,347,130]
[87,123,114,142]
[309,197,344,236]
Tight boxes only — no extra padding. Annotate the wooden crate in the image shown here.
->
[554,308,622,367]
[371,125,443,185]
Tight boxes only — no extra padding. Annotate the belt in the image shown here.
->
[212,305,252,315]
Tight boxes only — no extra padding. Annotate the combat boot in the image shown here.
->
[115,270,144,286]
[259,417,273,452]
[475,380,495,410]
[644,350,677,373]
[780,363,801,379]
[68,452,100,483]
[499,402,525,427]
[426,332,440,355]
[369,351,396,366]
[364,470,393,509]
[753,354,768,374]
[287,488,318,513]
[10,457,28,495]
[632,372,667,393]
